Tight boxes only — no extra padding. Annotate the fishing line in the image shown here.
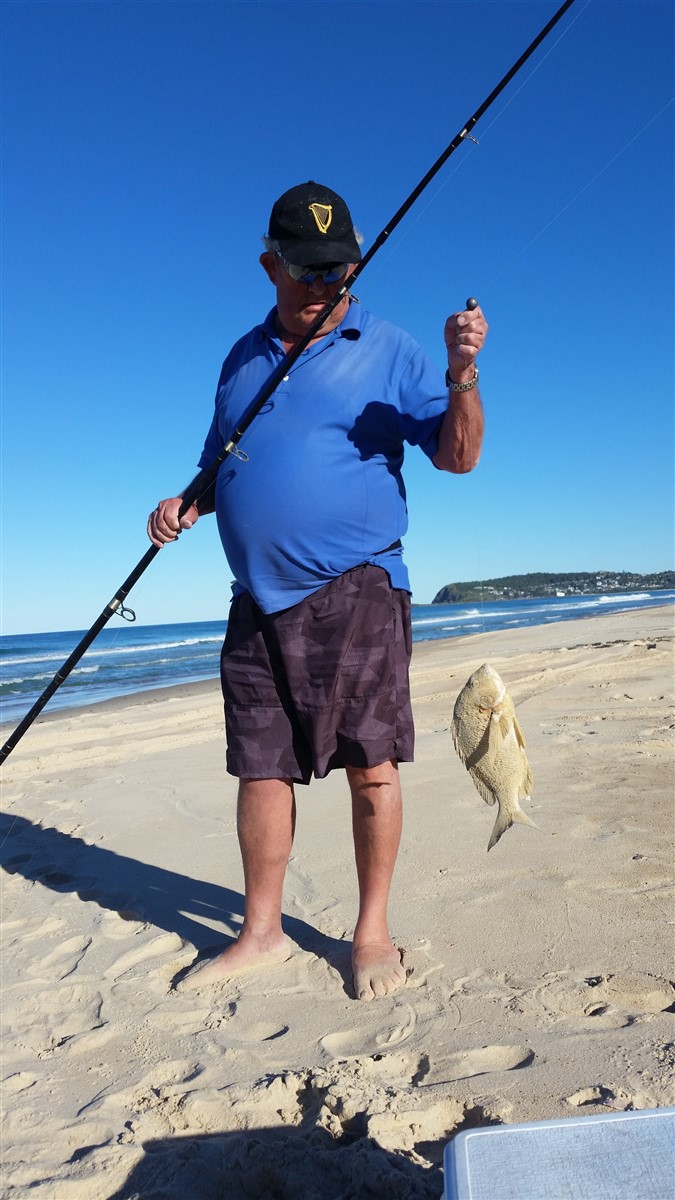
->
[479,578,486,636]
[0,825,16,853]
[465,0,591,145]
[365,0,591,279]
[483,95,674,291]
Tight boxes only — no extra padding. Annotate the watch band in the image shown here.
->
[446,366,479,392]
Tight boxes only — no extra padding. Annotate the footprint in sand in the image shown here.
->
[5,984,104,1056]
[81,1058,204,1123]
[319,1000,419,1060]
[160,987,290,1045]
[98,907,149,940]
[145,1000,238,1035]
[400,939,445,990]
[233,1021,290,1043]
[104,932,185,981]
[26,935,92,981]
[3,914,65,943]
[586,973,675,1014]
[566,1084,630,1108]
[3,852,33,874]
[1,1071,38,1095]
[36,868,80,888]
[423,1044,534,1083]
[536,971,674,1028]
[5,855,91,892]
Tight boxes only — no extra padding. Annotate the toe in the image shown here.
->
[352,947,406,1001]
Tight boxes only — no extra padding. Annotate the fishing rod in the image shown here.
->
[0,0,577,766]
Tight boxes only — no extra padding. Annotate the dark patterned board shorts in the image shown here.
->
[220,563,414,784]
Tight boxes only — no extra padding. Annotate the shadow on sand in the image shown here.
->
[0,811,353,992]
[104,1124,444,1200]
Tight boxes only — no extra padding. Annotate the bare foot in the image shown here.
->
[175,933,292,992]
[352,940,406,1002]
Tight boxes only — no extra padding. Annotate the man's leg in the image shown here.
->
[347,759,407,1002]
[179,777,295,988]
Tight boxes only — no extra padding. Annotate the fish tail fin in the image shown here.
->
[487,801,538,852]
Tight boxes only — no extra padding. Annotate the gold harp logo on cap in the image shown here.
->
[308,203,332,234]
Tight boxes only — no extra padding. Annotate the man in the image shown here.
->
[148,182,487,1001]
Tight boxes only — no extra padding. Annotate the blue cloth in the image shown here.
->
[198,301,449,614]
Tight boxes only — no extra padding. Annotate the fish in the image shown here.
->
[451,663,538,851]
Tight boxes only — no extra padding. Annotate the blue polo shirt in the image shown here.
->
[198,301,449,614]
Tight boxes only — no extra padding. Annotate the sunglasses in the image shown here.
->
[276,253,350,285]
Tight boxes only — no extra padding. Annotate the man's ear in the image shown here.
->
[259,252,277,284]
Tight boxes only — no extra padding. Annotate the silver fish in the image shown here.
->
[452,663,537,851]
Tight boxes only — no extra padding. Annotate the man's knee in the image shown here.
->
[347,759,398,782]
[347,760,401,812]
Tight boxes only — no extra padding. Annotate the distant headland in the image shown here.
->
[432,571,675,604]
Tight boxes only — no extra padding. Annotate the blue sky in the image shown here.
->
[2,0,673,634]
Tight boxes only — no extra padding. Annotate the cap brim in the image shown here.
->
[277,239,362,267]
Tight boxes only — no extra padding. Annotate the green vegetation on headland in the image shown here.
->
[432,571,675,604]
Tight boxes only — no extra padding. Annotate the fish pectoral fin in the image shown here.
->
[487,713,502,764]
[513,716,526,749]
[498,713,511,741]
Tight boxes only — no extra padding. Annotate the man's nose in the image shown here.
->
[307,274,328,295]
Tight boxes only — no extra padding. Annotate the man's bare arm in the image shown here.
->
[433,302,487,474]
[434,387,485,474]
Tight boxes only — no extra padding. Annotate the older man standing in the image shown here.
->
[148,182,487,1001]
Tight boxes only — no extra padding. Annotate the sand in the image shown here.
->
[1,605,673,1199]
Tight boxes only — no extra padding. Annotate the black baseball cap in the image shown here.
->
[267,181,362,266]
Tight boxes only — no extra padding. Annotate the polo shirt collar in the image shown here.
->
[261,300,363,347]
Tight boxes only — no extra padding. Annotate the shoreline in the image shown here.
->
[1,603,673,1198]
[2,601,673,739]
[0,674,224,734]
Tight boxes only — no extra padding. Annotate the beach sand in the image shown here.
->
[1,605,673,1199]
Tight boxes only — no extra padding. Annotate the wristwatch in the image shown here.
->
[446,366,479,392]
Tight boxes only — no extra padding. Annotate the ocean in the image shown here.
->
[1,590,672,728]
